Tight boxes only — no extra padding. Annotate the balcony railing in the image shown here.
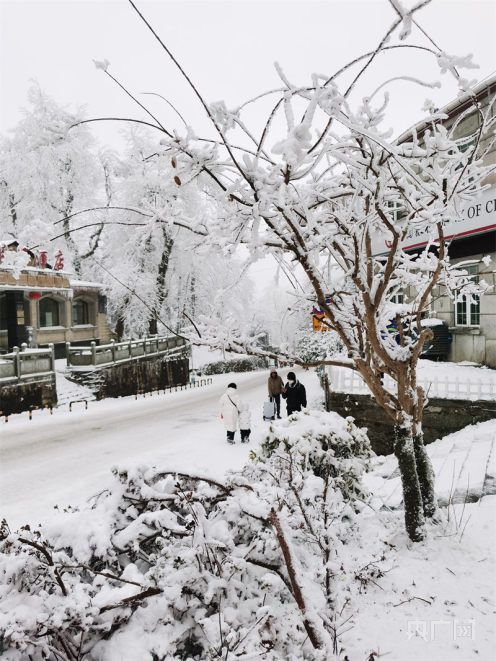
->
[66,335,189,368]
[0,344,55,382]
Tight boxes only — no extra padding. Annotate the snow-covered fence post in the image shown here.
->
[323,370,331,411]
[90,341,96,366]
[65,341,71,367]
[49,343,55,373]
[110,339,116,363]
[13,347,20,381]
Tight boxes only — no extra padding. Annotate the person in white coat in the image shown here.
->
[239,402,251,443]
[219,382,241,444]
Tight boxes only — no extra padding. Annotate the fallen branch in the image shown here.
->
[392,595,432,607]
[99,585,162,613]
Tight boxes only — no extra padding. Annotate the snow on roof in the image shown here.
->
[420,318,445,327]
[397,72,496,144]
[70,279,107,289]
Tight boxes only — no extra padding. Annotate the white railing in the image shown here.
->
[66,335,189,369]
[0,344,55,382]
[327,365,496,401]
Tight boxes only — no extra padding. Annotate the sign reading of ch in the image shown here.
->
[372,187,496,256]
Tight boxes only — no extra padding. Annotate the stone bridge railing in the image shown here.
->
[66,335,189,369]
[0,344,55,383]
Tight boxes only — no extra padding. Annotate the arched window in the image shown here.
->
[72,299,89,326]
[39,297,60,327]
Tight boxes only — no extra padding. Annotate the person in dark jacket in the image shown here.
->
[267,370,285,419]
[281,371,307,415]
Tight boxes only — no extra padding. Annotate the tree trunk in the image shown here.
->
[115,297,130,340]
[393,426,425,542]
[148,228,173,335]
[413,433,437,518]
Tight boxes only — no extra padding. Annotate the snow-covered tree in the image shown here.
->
[28,1,492,542]
[0,85,101,274]
[83,0,495,542]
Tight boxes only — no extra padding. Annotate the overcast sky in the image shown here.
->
[1,0,495,294]
[1,0,495,149]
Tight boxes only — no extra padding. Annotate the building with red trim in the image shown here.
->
[419,76,496,367]
[379,76,496,367]
[0,241,112,357]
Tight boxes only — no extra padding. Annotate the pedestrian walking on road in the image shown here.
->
[239,402,251,443]
[219,382,241,444]
[267,370,284,419]
[282,371,307,415]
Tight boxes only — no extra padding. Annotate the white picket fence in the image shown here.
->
[327,366,496,401]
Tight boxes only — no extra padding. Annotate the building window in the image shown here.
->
[0,295,7,330]
[387,200,407,223]
[72,299,89,326]
[39,297,60,327]
[455,264,480,327]
[452,111,480,141]
[98,294,107,314]
[390,292,404,305]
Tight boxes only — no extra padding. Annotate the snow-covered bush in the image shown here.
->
[202,356,266,375]
[295,329,343,365]
[0,411,373,660]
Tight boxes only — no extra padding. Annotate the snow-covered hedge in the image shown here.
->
[202,356,267,375]
[0,411,373,660]
[295,329,343,367]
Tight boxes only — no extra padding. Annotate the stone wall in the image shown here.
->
[0,374,57,416]
[328,391,496,455]
[71,354,190,400]
[0,270,70,289]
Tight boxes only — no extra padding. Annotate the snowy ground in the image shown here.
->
[0,367,321,529]
[190,344,226,369]
[54,358,95,406]
[366,418,496,507]
[339,495,496,660]
[1,365,495,660]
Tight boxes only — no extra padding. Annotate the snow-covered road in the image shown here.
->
[1,369,321,528]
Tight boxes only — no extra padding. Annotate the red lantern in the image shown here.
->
[29,292,42,300]
[54,250,64,271]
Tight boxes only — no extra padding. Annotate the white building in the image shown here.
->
[396,76,496,367]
